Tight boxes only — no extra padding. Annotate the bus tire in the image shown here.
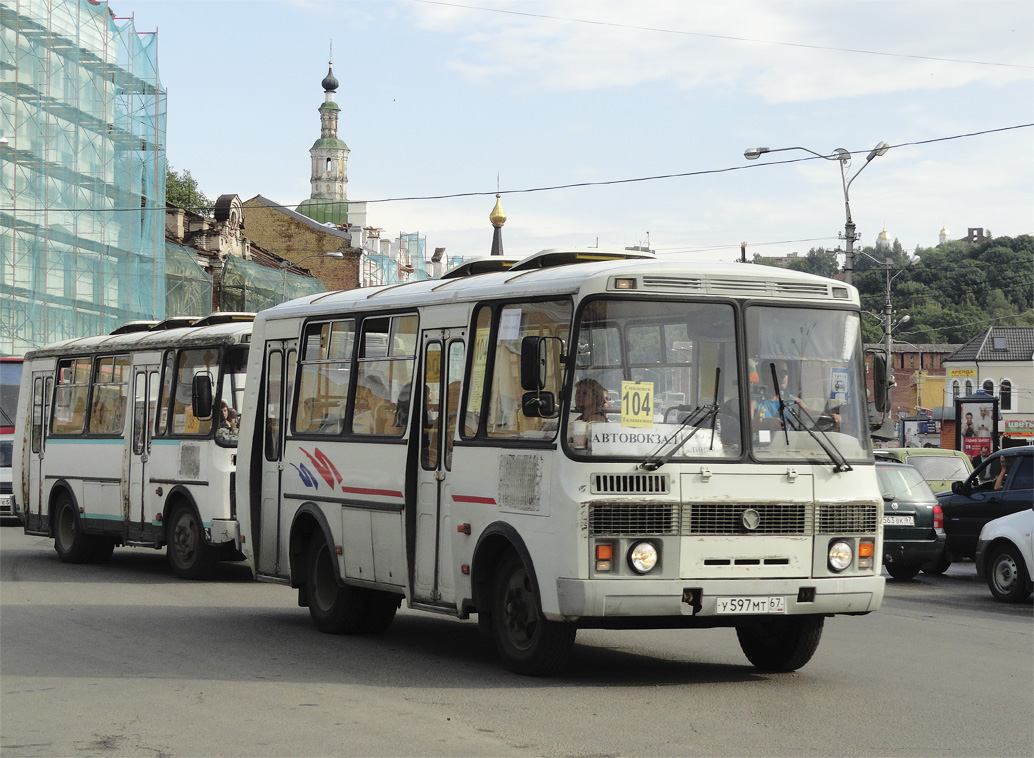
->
[360,590,400,634]
[490,552,576,676]
[53,493,92,564]
[304,531,368,634]
[167,503,212,580]
[736,615,824,672]
[89,537,116,564]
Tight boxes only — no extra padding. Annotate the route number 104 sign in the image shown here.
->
[621,381,653,428]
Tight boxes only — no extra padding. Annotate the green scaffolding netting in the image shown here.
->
[1,0,167,355]
[220,254,326,313]
[165,242,213,318]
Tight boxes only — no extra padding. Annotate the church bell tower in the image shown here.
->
[297,49,350,226]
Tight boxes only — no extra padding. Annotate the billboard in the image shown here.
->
[954,393,998,459]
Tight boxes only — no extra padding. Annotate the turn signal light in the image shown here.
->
[596,543,614,572]
[858,538,875,570]
[933,504,943,531]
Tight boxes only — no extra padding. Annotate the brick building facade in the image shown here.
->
[241,195,361,291]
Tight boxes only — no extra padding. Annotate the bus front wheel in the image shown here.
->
[304,531,368,634]
[736,615,824,672]
[167,503,212,580]
[54,493,92,564]
[490,553,576,676]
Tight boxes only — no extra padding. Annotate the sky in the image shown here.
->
[126,0,1033,264]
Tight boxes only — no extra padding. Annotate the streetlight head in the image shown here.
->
[833,148,851,163]
[325,251,345,259]
[898,314,912,326]
[867,141,890,161]
[744,147,769,161]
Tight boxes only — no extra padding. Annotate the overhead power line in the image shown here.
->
[409,0,1034,70]
[2,124,1031,214]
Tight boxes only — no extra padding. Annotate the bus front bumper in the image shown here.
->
[555,575,885,621]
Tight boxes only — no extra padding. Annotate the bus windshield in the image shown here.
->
[567,298,741,460]
[745,305,871,462]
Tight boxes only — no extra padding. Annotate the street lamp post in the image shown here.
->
[279,251,345,304]
[743,141,890,285]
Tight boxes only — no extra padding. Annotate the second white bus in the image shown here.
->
[14,314,253,578]
[236,250,887,675]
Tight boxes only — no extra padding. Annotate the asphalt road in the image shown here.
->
[1,525,1031,757]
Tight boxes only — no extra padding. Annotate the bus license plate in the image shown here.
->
[883,515,914,526]
[716,596,786,614]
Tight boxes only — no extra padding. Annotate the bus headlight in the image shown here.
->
[628,541,659,574]
[828,540,853,572]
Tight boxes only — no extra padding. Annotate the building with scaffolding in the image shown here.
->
[0,0,168,356]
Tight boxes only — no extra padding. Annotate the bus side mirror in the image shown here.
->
[192,374,213,419]
[521,336,548,391]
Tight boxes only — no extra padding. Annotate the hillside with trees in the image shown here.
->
[754,234,1034,344]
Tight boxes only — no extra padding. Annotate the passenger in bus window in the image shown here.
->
[354,371,395,434]
[218,401,239,431]
[574,378,608,423]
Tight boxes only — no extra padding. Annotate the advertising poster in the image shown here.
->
[955,396,997,459]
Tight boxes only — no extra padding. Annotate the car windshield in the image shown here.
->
[876,464,936,503]
[905,455,970,482]
[566,298,741,461]
[745,305,871,463]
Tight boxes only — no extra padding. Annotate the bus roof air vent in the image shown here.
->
[151,317,202,331]
[440,256,521,279]
[109,320,160,335]
[508,249,656,272]
[193,312,256,327]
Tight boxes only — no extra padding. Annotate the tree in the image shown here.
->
[166,165,211,216]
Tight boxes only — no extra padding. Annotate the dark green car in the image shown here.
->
[876,461,946,580]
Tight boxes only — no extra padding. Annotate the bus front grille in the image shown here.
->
[589,503,679,536]
[684,502,809,534]
[817,503,879,533]
[586,501,879,537]
[591,473,669,495]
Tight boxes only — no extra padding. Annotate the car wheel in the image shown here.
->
[304,530,368,634]
[491,552,576,676]
[987,544,1033,603]
[736,615,824,672]
[167,503,212,579]
[921,556,951,575]
[53,493,92,564]
[885,561,921,581]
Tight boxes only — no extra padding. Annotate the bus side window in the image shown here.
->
[296,320,353,435]
[486,300,570,439]
[155,350,175,436]
[52,358,91,435]
[462,305,491,439]
[265,350,283,461]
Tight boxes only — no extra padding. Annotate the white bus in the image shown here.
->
[13,314,253,578]
[236,250,886,675]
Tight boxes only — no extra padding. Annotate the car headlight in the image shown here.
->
[828,540,853,572]
[628,541,659,574]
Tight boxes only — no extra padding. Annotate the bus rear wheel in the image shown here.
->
[304,531,368,634]
[167,503,212,580]
[490,553,576,676]
[736,615,824,672]
[54,493,92,564]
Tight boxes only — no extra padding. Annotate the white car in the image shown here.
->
[974,508,1033,603]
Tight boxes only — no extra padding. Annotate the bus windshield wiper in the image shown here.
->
[765,362,851,474]
[640,368,720,471]
[782,402,853,473]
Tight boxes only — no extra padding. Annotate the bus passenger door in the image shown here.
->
[413,333,465,606]
[26,372,52,529]
[257,342,296,577]
[128,368,159,531]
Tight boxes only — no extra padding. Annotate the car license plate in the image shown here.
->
[716,596,786,614]
[0,494,13,514]
[883,514,914,526]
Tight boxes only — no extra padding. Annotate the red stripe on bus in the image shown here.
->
[452,495,497,505]
[341,485,404,499]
